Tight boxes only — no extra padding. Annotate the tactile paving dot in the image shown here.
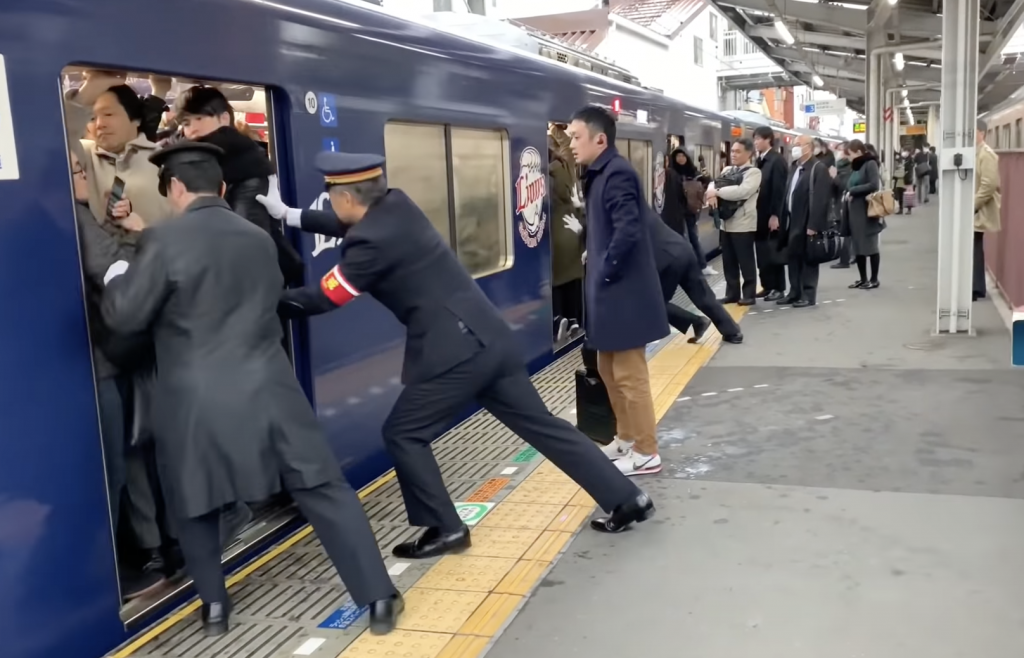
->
[462,526,543,559]
[477,502,563,530]
[413,555,518,592]
[398,588,489,633]
[502,480,580,506]
[339,629,453,658]
[525,460,575,482]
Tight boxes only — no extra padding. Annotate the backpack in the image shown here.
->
[713,166,749,221]
[682,178,704,214]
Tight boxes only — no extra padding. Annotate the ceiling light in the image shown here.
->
[812,74,824,86]
[893,52,905,71]
[774,19,795,45]
[901,89,908,98]
[903,97,911,107]
[888,0,898,5]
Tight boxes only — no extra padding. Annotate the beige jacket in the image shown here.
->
[713,164,762,233]
[974,141,1001,233]
[80,135,171,230]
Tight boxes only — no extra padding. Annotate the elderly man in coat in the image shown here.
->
[973,118,1001,301]
[101,140,402,637]
[569,105,669,477]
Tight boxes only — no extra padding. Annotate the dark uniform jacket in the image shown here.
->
[287,190,516,386]
[755,148,789,239]
[581,147,669,352]
[783,156,834,257]
[102,197,339,519]
[648,205,692,276]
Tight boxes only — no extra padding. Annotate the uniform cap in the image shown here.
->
[148,140,225,196]
[315,151,385,186]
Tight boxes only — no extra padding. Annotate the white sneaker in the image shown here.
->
[600,437,633,460]
[613,450,663,476]
[702,266,718,276]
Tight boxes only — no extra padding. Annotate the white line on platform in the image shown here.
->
[388,562,410,576]
[677,396,692,401]
[727,387,744,392]
[701,392,718,396]
[754,384,769,388]
[294,638,327,655]
[500,467,518,475]
[815,414,835,420]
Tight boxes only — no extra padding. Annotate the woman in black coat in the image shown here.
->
[843,139,884,289]
[663,149,708,271]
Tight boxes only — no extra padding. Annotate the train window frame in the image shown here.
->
[622,139,653,204]
[383,120,514,279]
[58,65,294,624]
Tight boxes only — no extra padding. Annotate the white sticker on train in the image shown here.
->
[0,54,20,181]
[515,146,546,248]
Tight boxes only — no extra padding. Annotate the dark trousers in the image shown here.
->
[684,213,707,269]
[382,343,641,530]
[552,279,583,325]
[929,177,937,195]
[177,479,396,608]
[659,255,741,338]
[721,231,757,301]
[836,235,851,266]
[973,231,987,298]
[787,257,820,303]
[98,376,128,533]
[755,238,786,292]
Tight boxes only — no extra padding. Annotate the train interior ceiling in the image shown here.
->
[64,64,726,625]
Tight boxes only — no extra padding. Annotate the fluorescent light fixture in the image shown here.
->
[901,89,908,98]
[887,0,898,5]
[893,52,905,71]
[903,97,911,107]
[774,19,795,45]
[812,74,824,86]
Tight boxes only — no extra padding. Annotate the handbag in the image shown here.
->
[867,188,895,218]
[902,188,917,209]
[805,230,841,265]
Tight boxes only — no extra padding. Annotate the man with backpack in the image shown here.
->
[706,138,762,306]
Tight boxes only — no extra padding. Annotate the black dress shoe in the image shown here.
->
[393,525,471,559]
[717,297,739,305]
[777,296,797,305]
[737,298,756,306]
[369,594,405,635]
[755,289,769,299]
[590,492,655,533]
[202,601,231,637]
[863,280,880,289]
[792,299,815,308]
[687,318,711,344]
[830,262,850,269]
[849,280,867,289]
[764,290,785,302]
[722,333,743,344]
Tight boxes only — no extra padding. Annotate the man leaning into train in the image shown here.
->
[256,151,655,560]
[100,140,403,638]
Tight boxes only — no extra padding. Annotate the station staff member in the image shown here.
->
[257,152,654,560]
[102,141,402,638]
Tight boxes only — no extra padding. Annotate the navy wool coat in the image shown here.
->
[583,147,669,352]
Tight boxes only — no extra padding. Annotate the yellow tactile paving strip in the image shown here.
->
[336,304,747,658]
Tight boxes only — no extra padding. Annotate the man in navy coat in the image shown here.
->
[569,106,670,477]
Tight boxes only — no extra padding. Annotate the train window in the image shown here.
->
[384,121,512,278]
[383,122,452,246]
[450,127,511,277]
[622,139,653,203]
[1016,119,1022,148]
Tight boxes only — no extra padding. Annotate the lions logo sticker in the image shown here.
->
[516,146,547,248]
[653,151,666,214]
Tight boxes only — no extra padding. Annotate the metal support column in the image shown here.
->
[935,0,980,334]
[927,104,939,146]
[865,5,889,148]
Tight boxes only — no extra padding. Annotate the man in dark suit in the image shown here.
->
[752,126,789,302]
[568,105,669,477]
[779,135,833,307]
[928,145,938,195]
[647,209,743,343]
[102,141,403,637]
[259,152,654,559]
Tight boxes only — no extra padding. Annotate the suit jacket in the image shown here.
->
[292,189,516,385]
[581,147,669,352]
[102,197,340,518]
[783,157,834,257]
[755,149,789,238]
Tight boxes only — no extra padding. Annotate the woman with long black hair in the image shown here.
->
[844,139,884,289]
[663,148,712,274]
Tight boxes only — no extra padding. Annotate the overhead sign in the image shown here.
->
[904,125,928,136]
[853,121,866,134]
[730,126,743,137]
[0,54,20,181]
[805,98,847,115]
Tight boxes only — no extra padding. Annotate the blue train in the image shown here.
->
[0,2,762,656]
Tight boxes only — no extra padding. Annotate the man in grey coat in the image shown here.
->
[101,141,402,637]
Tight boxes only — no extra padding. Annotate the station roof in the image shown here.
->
[714,0,1024,114]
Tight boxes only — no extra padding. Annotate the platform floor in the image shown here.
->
[109,261,740,658]
[486,204,1024,657]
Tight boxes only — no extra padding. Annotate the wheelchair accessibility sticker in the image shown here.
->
[319,93,338,128]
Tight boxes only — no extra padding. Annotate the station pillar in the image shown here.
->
[935,0,980,334]
[927,105,939,146]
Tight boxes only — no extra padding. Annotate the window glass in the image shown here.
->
[383,122,451,245]
[624,139,652,203]
[450,127,511,277]
[694,36,704,67]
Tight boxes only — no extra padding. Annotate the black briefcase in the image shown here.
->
[580,345,599,373]
[575,366,616,445]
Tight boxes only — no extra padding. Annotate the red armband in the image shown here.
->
[320,265,361,307]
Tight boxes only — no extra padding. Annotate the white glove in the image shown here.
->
[570,185,584,209]
[104,260,129,286]
[562,214,583,235]
[581,250,587,265]
[256,176,302,228]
